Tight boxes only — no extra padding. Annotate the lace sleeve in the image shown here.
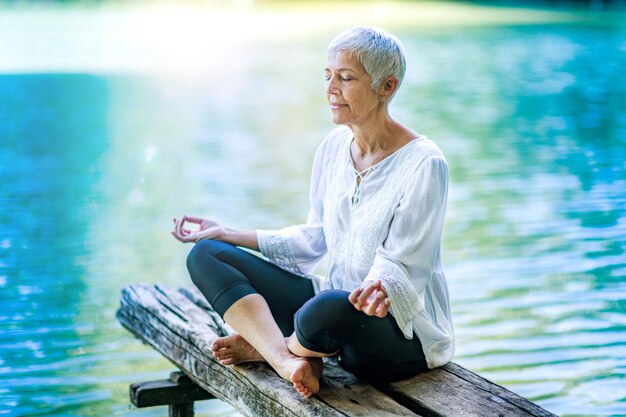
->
[257,225,325,276]
[366,260,422,338]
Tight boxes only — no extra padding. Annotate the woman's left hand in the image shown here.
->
[171,216,225,243]
[348,280,391,318]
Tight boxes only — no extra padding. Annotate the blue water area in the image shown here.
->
[1,21,625,417]
[0,75,119,415]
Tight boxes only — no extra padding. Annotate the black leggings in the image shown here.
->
[186,239,428,381]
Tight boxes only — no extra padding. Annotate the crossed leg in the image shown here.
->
[187,240,429,397]
[187,240,328,397]
[214,289,432,384]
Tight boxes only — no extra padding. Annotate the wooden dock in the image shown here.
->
[117,283,558,417]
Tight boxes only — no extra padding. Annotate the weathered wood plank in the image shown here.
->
[441,363,556,417]
[119,284,331,417]
[117,283,419,417]
[380,363,558,417]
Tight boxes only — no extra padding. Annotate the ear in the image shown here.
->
[379,76,399,102]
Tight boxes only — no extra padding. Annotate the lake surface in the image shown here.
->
[1,3,625,417]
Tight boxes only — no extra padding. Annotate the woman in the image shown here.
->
[171,26,454,398]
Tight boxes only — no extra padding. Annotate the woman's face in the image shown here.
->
[325,51,382,126]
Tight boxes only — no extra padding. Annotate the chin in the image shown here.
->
[331,115,348,125]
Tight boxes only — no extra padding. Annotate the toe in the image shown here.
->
[298,385,307,394]
[211,336,232,350]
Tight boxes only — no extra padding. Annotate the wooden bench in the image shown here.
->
[117,283,558,417]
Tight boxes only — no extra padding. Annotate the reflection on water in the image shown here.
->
[1,15,625,417]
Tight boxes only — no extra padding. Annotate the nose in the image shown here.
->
[326,75,339,96]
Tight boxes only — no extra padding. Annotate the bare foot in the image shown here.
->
[212,334,323,397]
[210,334,265,365]
[274,356,323,398]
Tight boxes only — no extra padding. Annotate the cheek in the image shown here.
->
[350,84,374,101]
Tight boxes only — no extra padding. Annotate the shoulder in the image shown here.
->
[313,126,351,166]
[412,136,446,161]
[394,136,448,189]
[318,125,352,153]
[407,136,448,171]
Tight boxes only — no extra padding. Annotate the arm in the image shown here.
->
[171,139,326,256]
[172,144,326,263]
[220,228,259,251]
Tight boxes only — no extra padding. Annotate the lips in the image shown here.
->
[330,103,348,110]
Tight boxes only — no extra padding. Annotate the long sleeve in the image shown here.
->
[364,155,449,339]
[256,137,329,277]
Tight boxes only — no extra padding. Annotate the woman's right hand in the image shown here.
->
[348,280,391,318]
[171,215,226,243]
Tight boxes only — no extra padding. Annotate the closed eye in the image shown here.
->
[325,75,353,82]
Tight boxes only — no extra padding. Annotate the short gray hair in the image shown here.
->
[328,26,406,97]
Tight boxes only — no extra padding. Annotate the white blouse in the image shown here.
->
[257,126,454,369]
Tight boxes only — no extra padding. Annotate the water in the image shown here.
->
[1,4,625,417]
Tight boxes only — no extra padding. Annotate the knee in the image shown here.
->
[296,290,353,334]
[186,239,223,281]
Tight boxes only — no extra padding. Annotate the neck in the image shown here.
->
[350,114,393,152]
[345,108,418,173]
[348,108,413,158]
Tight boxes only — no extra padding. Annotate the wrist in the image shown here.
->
[220,228,235,244]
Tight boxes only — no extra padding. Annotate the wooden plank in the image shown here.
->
[441,363,557,417]
[117,283,419,417]
[379,363,558,417]
[130,372,214,408]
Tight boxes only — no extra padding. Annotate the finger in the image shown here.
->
[375,298,391,318]
[172,219,183,235]
[201,219,215,228]
[356,282,379,308]
[183,232,199,243]
[176,218,186,237]
[348,287,363,304]
[174,231,191,243]
[351,289,366,310]
[183,215,204,224]
[186,231,204,243]
[364,290,385,316]
[178,216,188,232]
[172,228,196,244]
[171,231,185,243]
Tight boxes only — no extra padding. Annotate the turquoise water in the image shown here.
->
[1,8,626,417]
